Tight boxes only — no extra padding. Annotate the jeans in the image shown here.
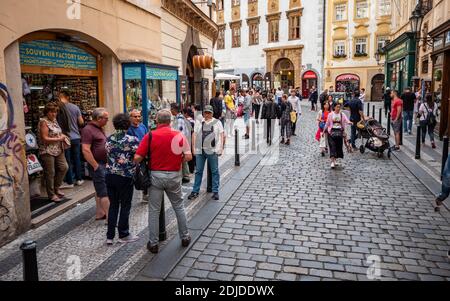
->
[350,123,358,148]
[106,174,134,240]
[40,152,68,199]
[64,139,82,184]
[420,121,435,143]
[438,154,450,201]
[403,111,414,133]
[192,152,220,193]
[148,171,189,246]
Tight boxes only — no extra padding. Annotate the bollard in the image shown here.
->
[235,129,240,166]
[21,240,39,281]
[415,125,421,159]
[206,162,212,193]
[366,102,370,116]
[379,108,383,124]
[372,105,375,119]
[400,122,403,146]
[159,198,166,242]
[387,114,391,136]
[442,136,449,180]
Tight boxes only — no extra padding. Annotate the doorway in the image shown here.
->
[371,74,385,102]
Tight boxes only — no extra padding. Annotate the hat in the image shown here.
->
[204,105,214,113]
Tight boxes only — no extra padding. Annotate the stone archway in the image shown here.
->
[182,27,204,105]
[263,46,303,90]
[273,58,295,92]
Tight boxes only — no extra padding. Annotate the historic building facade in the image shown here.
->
[214,0,325,97]
[324,0,391,101]
[0,0,217,247]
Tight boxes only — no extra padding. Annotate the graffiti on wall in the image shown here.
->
[0,82,25,233]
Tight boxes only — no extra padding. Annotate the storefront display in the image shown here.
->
[302,71,318,98]
[335,74,360,94]
[123,63,179,130]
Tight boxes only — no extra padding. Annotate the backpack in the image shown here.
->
[425,104,437,126]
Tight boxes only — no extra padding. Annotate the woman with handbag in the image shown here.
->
[38,103,69,202]
[418,94,438,148]
[316,102,331,157]
[325,103,352,169]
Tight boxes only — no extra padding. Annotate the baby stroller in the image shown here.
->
[357,118,391,158]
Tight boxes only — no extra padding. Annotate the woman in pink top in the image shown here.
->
[325,103,352,169]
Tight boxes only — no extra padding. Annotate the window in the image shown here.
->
[335,4,346,21]
[268,19,279,43]
[334,40,346,57]
[232,0,240,7]
[231,23,241,47]
[378,0,391,16]
[356,1,368,19]
[217,26,225,50]
[355,37,367,55]
[377,36,389,51]
[422,22,429,51]
[249,22,259,45]
[288,13,301,40]
[217,0,224,11]
[422,58,429,74]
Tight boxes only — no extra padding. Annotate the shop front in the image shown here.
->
[302,70,318,98]
[251,73,264,90]
[429,20,450,138]
[335,73,360,95]
[123,63,179,130]
[384,32,417,93]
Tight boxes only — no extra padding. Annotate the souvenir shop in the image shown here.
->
[19,36,103,213]
[335,74,361,94]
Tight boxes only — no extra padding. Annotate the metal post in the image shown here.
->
[415,125,421,159]
[372,105,375,119]
[366,102,370,116]
[21,240,39,281]
[387,114,391,136]
[159,197,166,242]
[235,129,240,166]
[206,162,212,193]
[400,122,403,145]
[379,108,382,124]
[442,136,449,180]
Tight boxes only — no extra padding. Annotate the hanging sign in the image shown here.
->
[146,68,178,81]
[27,154,43,175]
[19,40,97,70]
[124,67,142,80]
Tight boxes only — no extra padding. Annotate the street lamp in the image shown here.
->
[375,49,382,66]
[410,4,424,36]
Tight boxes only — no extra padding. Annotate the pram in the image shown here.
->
[357,117,391,158]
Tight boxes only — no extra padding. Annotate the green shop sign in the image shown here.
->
[19,40,97,70]
[388,42,408,62]
[146,68,178,81]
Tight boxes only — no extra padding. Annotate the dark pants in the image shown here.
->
[106,174,134,240]
[265,119,275,144]
[253,104,261,120]
[420,121,436,143]
[328,134,344,159]
[384,102,391,116]
[64,139,82,184]
[350,122,358,148]
[311,101,317,111]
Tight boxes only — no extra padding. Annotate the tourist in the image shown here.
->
[261,93,277,145]
[171,103,192,184]
[275,87,284,104]
[224,90,236,138]
[309,87,318,111]
[288,89,302,136]
[319,89,329,111]
[38,103,69,203]
[280,94,293,145]
[391,90,403,151]
[325,103,352,169]
[418,94,438,148]
[210,91,224,126]
[105,113,140,245]
[359,88,366,104]
[436,154,450,212]
[252,89,263,124]
[242,89,252,139]
[81,108,110,220]
[188,105,225,201]
[348,91,365,149]
[135,110,192,254]
[316,102,330,157]
[401,87,416,135]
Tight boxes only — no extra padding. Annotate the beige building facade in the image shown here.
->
[0,0,217,246]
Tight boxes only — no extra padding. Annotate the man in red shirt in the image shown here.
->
[391,90,403,151]
[134,109,192,254]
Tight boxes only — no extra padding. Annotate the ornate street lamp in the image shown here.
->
[375,49,381,66]
[409,4,424,35]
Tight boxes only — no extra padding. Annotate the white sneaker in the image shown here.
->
[118,235,139,244]
[75,180,84,186]
[331,162,335,169]
[59,183,74,189]
[106,239,114,246]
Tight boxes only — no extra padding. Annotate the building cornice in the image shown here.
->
[263,45,304,52]
[161,0,219,42]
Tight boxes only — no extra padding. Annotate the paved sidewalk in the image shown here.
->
[164,102,450,281]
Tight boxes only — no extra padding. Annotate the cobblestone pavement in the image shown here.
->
[166,102,450,281]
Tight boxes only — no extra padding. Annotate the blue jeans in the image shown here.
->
[438,154,450,201]
[403,111,414,133]
[350,123,358,148]
[192,152,219,193]
[64,139,82,184]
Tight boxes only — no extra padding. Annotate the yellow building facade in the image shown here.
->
[324,0,391,101]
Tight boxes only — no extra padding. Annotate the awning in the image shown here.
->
[336,74,360,81]
[215,73,240,80]
[302,71,317,79]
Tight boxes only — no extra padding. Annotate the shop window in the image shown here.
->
[334,40,346,58]
[378,0,391,16]
[288,12,301,40]
[217,26,226,50]
[356,1,369,19]
[335,4,347,21]
[249,21,259,45]
[355,37,368,56]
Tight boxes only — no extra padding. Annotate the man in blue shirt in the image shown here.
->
[127,109,148,141]
[348,91,364,149]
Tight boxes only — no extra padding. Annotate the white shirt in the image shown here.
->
[276,90,284,98]
[418,103,438,121]
[193,118,225,154]
[359,93,366,103]
[288,96,302,114]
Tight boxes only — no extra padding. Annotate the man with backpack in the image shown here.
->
[171,103,193,183]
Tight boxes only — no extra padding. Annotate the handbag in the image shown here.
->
[236,104,244,117]
[134,132,152,191]
[290,111,297,123]
[62,136,71,150]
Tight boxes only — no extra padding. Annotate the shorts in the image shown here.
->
[89,163,108,198]
[392,119,402,134]
[244,112,251,125]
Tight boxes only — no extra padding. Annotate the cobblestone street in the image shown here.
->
[1,102,450,281]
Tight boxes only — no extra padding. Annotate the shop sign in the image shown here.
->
[124,67,142,80]
[336,74,360,81]
[445,31,450,47]
[146,68,178,81]
[388,42,408,62]
[19,40,97,70]
[434,36,444,51]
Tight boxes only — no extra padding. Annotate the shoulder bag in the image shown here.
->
[134,132,152,191]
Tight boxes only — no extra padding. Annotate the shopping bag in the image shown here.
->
[319,134,327,149]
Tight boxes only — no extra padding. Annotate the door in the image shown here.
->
[371,74,385,102]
